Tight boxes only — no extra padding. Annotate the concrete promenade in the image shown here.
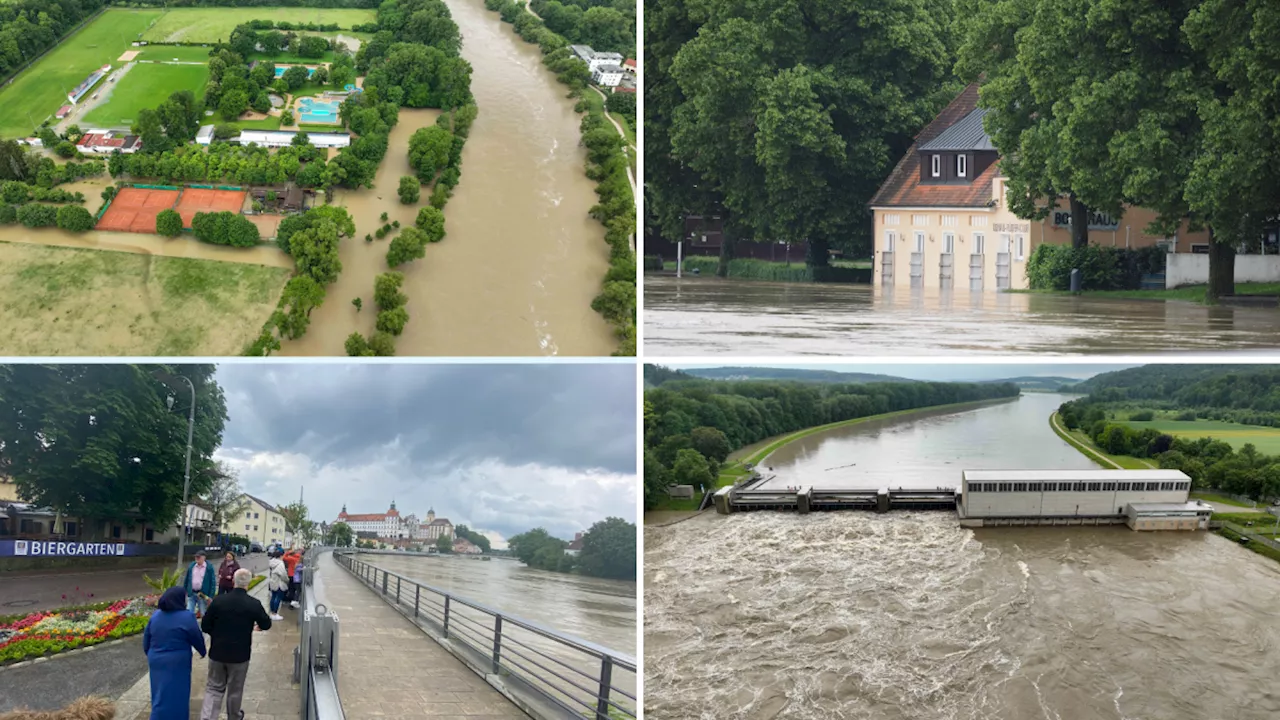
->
[316,551,527,720]
[113,576,300,720]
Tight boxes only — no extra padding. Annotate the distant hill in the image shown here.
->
[983,376,1085,392]
[679,367,913,384]
[1071,365,1267,396]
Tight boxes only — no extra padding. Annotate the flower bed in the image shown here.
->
[0,596,157,665]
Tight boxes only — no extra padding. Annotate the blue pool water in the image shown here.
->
[297,97,341,125]
[274,65,317,78]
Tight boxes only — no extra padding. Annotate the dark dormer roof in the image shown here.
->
[918,108,993,152]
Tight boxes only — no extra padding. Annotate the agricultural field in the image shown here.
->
[1118,418,1280,455]
[82,63,211,128]
[0,242,291,356]
[0,9,161,137]
[142,8,376,44]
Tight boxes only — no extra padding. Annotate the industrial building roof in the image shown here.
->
[962,469,1191,482]
[1127,501,1211,513]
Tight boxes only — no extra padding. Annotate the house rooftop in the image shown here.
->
[918,108,994,152]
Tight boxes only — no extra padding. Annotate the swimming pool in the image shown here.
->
[274,65,317,78]
[296,97,341,125]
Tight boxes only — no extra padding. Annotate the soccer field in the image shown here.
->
[1119,418,1280,455]
[0,9,161,138]
[142,7,375,43]
[82,63,210,128]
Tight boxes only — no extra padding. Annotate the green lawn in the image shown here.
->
[135,46,214,63]
[0,9,162,137]
[1116,418,1280,455]
[1192,491,1266,509]
[1011,282,1280,304]
[82,63,210,127]
[142,8,376,44]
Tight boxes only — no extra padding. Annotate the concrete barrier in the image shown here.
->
[1166,254,1280,288]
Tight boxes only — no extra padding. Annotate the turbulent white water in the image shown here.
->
[645,512,1280,720]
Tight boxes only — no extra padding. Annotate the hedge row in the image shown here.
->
[1026,244,1167,291]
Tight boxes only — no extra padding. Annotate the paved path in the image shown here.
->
[0,554,269,613]
[114,576,300,720]
[317,551,526,720]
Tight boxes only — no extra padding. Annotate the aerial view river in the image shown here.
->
[645,393,1280,719]
[644,276,1280,355]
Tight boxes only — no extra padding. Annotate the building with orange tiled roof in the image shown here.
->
[870,84,1213,291]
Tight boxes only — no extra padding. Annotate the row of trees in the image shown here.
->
[343,271,406,356]
[0,203,94,231]
[531,0,634,56]
[0,140,103,187]
[644,374,1021,508]
[108,140,329,188]
[508,517,636,580]
[484,0,636,356]
[0,364,229,539]
[227,27,334,60]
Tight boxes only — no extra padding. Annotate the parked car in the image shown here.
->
[250,541,264,553]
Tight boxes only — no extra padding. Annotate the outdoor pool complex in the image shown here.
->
[274,64,317,78]
[297,97,340,124]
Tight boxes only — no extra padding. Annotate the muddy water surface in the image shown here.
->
[643,276,1280,355]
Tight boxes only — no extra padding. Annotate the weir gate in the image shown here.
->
[713,474,958,514]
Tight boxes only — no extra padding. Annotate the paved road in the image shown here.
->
[0,554,270,614]
[0,635,148,713]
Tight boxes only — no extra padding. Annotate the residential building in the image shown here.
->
[870,84,1212,292]
[622,58,636,75]
[76,131,142,155]
[567,45,624,74]
[592,64,624,88]
[564,532,585,557]
[223,493,286,548]
[452,537,482,554]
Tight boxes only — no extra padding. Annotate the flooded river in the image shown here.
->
[643,276,1280,355]
[645,513,1280,720]
[760,394,1096,490]
[283,0,614,355]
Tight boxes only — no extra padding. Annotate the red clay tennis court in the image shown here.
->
[175,188,247,228]
[95,187,181,233]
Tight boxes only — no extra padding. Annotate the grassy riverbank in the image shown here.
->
[653,256,872,283]
[1049,412,1154,469]
[648,397,1015,514]
[1010,282,1280,304]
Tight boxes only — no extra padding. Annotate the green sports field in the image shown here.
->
[142,7,375,44]
[0,9,161,137]
[82,63,210,128]
[135,45,214,63]
[1119,418,1280,455]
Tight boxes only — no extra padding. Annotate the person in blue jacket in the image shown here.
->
[144,586,207,720]
[183,550,216,617]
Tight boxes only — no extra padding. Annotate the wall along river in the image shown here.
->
[643,276,1280,355]
[645,393,1280,719]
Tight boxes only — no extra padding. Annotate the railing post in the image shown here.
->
[491,615,503,675]
[396,576,401,604]
[443,596,450,638]
[595,656,613,719]
[414,585,420,618]
[381,571,388,595]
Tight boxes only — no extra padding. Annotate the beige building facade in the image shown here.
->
[222,493,286,547]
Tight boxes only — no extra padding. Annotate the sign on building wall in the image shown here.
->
[993,222,1030,233]
[0,540,177,557]
[1051,209,1120,231]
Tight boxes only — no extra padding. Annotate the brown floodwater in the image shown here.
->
[645,513,1280,720]
[643,276,1280,355]
[281,0,614,356]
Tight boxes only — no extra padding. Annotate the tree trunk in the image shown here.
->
[717,224,736,277]
[1206,229,1235,301]
[806,238,830,267]
[1069,193,1089,249]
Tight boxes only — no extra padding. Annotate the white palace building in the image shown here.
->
[336,501,455,542]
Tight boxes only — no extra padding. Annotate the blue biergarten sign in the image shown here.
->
[0,540,182,557]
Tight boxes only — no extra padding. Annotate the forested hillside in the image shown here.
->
[1071,365,1280,415]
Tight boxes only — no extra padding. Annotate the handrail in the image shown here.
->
[332,549,636,720]
[296,547,345,720]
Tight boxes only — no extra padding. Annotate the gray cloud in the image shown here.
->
[210,363,637,543]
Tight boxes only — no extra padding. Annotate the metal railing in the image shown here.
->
[333,550,636,720]
[294,548,345,720]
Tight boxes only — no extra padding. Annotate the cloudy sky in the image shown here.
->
[208,363,637,549]
[668,362,1139,382]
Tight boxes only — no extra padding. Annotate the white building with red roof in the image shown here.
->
[77,130,141,155]
[623,58,636,74]
[336,501,409,540]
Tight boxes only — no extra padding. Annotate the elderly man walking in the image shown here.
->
[200,568,272,720]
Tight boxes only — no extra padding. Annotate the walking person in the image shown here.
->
[267,549,288,621]
[216,551,240,597]
[200,569,272,720]
[144,587,207,720]
[184,550,216,618]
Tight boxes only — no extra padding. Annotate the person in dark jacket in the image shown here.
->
[144,587,207,720]
[199,568,272,720]
[216,551,240,596]
[183,550,216,617]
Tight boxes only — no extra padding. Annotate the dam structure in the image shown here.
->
[715,468,1211,531]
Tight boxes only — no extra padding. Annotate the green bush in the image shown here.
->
[191,211,260,247]
[155,209,183,237]
[1129,410,1155,421]
[55,205,94,232]
[415,206,445,242]
[386,227,428,267]
[398,175,419,204]
[1176,411,1197,421]
[368,331,396,356]
[1025,244,1167,291]
[0,204,18,224]
[16,203,57,228]
[376,306,409,335]
[374,272,406,310]
[345,332,374,356]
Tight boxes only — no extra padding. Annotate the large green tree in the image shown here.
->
[660,0,958,267]
[0,364,228,538]
[575,517,636,580]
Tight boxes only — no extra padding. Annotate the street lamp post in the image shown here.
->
[156,371,196,572]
